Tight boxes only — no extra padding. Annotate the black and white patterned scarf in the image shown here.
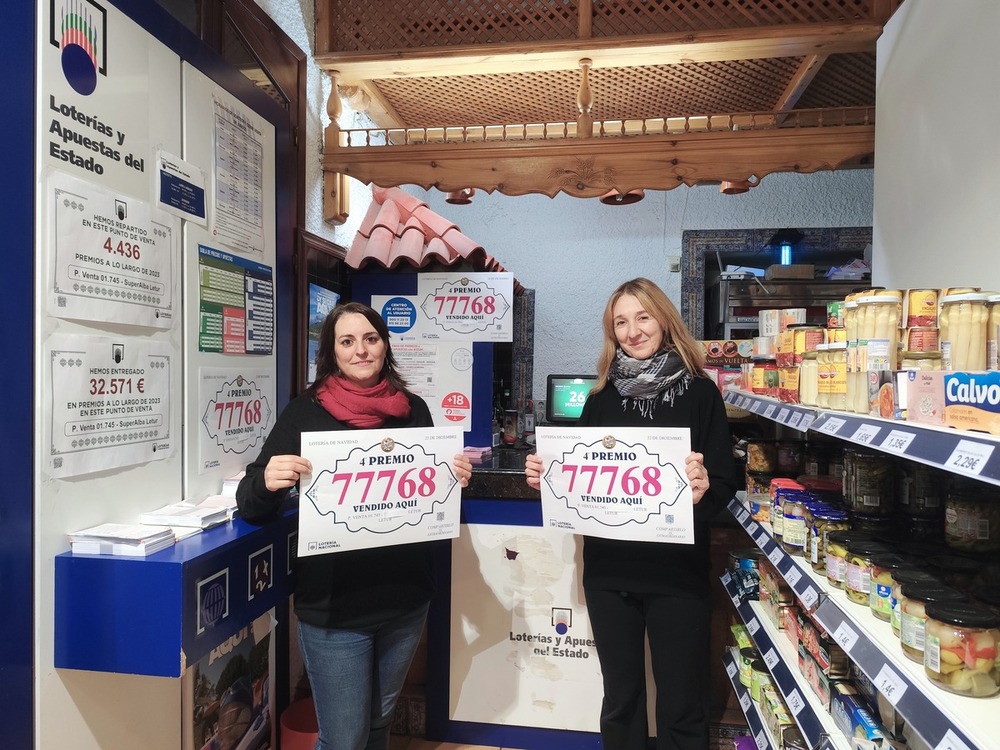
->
[610,348,692,419]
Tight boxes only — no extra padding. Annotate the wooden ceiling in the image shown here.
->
[313,0,903,210]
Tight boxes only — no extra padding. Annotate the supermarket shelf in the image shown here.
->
[721,574,848,750]
[722,648,776,750]
[728,496,994,750]
[724,388,1000,487]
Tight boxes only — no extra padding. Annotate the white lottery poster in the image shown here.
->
[198,367,275,472]
[47,171,177,328]
[392,341,474,432]
[298,427,464,555]
[44,333,174,478]
[534,426,694,543]
[373,272,513,343]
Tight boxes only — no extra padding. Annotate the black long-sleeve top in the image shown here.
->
[578,375,738,598]
[236,390,437,629]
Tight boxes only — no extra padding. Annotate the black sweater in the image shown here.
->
[236,391,437,628]
[578,376,738,598]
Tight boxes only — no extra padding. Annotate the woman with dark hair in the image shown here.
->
[526,278,737,750]
[237,301,472,750]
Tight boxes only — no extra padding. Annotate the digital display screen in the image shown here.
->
[546,374,598,424]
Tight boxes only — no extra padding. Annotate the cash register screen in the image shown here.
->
[545,374,598,424]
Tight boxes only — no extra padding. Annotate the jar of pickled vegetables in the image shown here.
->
[939,292,990,371]
[845,540,892,606]
[739,646,760,687]
[896,461,945,519]
[988,294,1000,370]
[750,658,771,702]
[924,602,1000,697]
[780,496,810,555]
[843,447,895,517]
[809,506,850,572]
[891,568,940,638]
[826,530,869,589]
[945,477,1000,554]
[899,583,967,663]
[971,585,1000,615]
[870,553,921,622]
[799,351,819,407]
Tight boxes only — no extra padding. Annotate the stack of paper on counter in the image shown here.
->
[138,501,229,529]
[68,523,176,557]
[221,470,244,498]
[196,493,240,520]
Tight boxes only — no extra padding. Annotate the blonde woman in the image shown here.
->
[526,278,737,750]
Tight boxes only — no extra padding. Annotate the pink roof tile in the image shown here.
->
[347,186,523,293]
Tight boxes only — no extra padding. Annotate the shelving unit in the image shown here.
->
[723,388,1000,486]
[723,385,1000,749]
[722,574,848,750]
[728,496,995,750]
[722,647,776,750]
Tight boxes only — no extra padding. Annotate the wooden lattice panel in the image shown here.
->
[592,0,889,36]
[318,0,903,54]
[794,52,876,109]
[326,0,576,53]
[371,57,810,125]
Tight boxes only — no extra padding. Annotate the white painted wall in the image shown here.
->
[873,0,1000,292]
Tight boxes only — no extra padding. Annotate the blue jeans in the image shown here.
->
[297,603,429,750]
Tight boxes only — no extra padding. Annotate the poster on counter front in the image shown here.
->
[44,333,174,478]
[372,272,513,342]
[298,427,464,556]
[534,426,694,543]
[46,171,177,328]
[198,367,275,473]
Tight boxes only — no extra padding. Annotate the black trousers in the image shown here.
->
[584,588,712,750]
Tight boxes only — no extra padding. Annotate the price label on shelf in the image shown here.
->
[786,689,806,716]
[756,531,770,548]
[747,521,759,536]
[800,587,819,610]
[737,508,749,524]
[726,659,738,678]
[881,429,915,455]
[732,594,741,608]
[852,423,880,445]
[753,401,766,415]
[721,571,732,586]
[946,439,995,478]
[785,566,802,588]
[776,407,790,423]
[818,416,846,435]
[874,664,908,706]
[747,618,760,636]
[740,692,752,712]
[799,413,815,432]
[768,547,784,566]
[834,622,859,652]
[934,729,973,750]
[764,404,777,419]
[754,730,767,750]
[787,411,803,429]
[763,648,779,670]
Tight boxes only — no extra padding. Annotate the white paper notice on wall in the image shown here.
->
[43,332,175,478]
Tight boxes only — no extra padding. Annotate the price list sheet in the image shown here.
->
[211,96,265,255]
[197,244,273,355]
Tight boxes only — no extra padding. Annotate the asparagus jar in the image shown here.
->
[939,292,990,371]
[924,602,1000,697]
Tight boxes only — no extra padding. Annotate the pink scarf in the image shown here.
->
[316,376,411,429]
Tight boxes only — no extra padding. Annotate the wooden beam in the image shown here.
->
[314,23,883,83]
[774,54,828,113]
[321,126,874,198]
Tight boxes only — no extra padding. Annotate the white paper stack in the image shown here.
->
[221,471,245,498]
[139,501,229,529]
[68,523,176,557]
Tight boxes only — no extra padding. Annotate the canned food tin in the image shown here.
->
[906,288,939,327]
[904,326,939,352]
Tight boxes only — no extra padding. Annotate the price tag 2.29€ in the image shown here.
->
[946,439,995,478]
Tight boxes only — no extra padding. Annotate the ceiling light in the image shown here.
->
[599,188,644,205]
